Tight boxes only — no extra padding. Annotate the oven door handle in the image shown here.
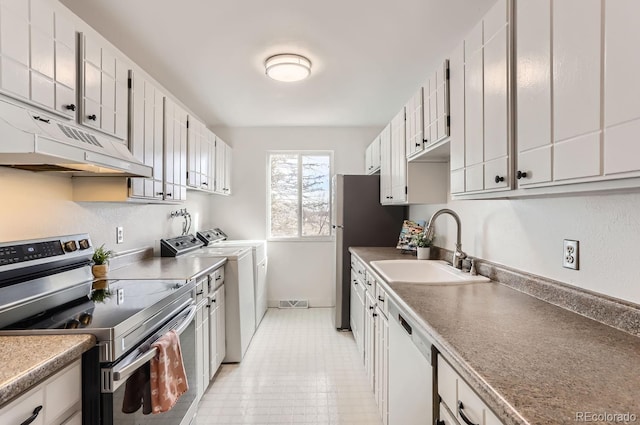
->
[106,304,196,390]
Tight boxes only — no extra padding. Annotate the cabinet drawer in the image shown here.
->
[0,360,81,425]
[45,360,81,423]
[209,267,225,292]
[375,281,389,319]
[351,257,366,282]
[437,354,504,425]
[439,402,460,425]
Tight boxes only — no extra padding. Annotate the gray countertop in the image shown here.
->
[107,255,227,281]
[350,247,640,425]
[0,335,95,407]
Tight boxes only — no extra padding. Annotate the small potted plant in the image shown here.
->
[412,233,434,260]
[92,244,114,279]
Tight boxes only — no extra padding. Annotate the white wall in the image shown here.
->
[0,167,211,253]
[210,127,379,307]
[410,189,640,305]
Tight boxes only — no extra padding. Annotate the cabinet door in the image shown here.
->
[224,144,232,195]
[483,22,509,189]
[379,124,393,203]
[516,0,552,186]
[450,42,466,194]
[390,108,407,203]
[208,295,218,379]
[54,10,77,119]
[129,71,164,200]
[187,117,203,188]
[464,21,484,172]
[216,285,226,369]
[164,97,188,201]
[364,291,375,391]
[604,0,640,176]
[80,33,129,140]
[552,0,601,181]
[375,312,389,425]
[0,1,31,100]
[405,88,423,157]
[195,305,204,400]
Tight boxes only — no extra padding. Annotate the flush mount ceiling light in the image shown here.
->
[265,54,312,82]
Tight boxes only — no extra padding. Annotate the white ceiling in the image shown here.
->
[60,0,496,128]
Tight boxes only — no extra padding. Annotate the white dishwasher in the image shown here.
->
[388,300,433,425]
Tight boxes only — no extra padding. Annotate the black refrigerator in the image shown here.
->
[332,174,406,329]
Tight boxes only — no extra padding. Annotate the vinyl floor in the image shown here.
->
[196,308,382,425]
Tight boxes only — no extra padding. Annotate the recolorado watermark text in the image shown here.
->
[575,411,637,423]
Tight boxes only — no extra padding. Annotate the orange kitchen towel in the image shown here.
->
[150,330,189,414]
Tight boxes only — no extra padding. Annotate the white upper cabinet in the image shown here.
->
[515,0,640,191]
[214,137,232,196]
[449,42,466,194]
[365,135,381,175]
[0,0,77,118]
[164,97,188,202]
[603,0,640,177]
[129,70,165,201]
[552,0,601,182]
[379,124,393,203]
[515,0,552,186]
[79,32,129,141]
[390,108,407,203]
[187,117,215,192]
[456,0,511,196]
[405,88,424,158]
[423,60,450,148]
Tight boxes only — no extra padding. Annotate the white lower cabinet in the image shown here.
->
[374,282,389,425]
[0,359,81,425]
[437,355,504,425]
[364,289,376,391]
[195,278,210,401]
[208,279,225,380]
[350,268,365,362]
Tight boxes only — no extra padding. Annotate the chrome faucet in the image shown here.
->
[424,208,467,270]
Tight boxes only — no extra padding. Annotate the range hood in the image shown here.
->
[0,98,152,177]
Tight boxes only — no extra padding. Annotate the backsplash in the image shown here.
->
[0,167,212,252]
[430,246,640,338]
[410,192,640,306]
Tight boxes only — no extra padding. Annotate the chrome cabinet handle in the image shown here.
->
[20,406,43,425]
[458,401,479,425]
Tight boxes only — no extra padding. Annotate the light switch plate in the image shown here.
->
[563,239,579,270]
[116,226,124,244]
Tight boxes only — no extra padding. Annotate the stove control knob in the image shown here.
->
[65,319,80,329]
[63,241,78,252]
[78,239,90,250]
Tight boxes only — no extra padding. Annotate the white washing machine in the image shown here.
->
[186,245,255,363]
[197,229,268,329]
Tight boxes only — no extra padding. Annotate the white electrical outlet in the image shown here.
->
[563,239,579,270]
[116,226,124,244]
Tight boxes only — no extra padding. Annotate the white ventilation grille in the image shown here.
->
[278,300,309,309]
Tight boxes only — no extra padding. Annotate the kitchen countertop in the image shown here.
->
[108,255,227,281]
[350,247,640,425]
[0,334,95,407]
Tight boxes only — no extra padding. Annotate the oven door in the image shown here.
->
[100,303,198,425]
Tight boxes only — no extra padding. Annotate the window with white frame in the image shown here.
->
[268,151,333,239]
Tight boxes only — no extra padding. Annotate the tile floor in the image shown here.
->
[196,308,382,425]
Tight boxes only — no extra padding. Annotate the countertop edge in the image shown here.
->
[189,257,228,280]
[349,247,528,425]
[0,335,95,407]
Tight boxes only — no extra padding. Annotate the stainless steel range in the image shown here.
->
[0,234,198,425]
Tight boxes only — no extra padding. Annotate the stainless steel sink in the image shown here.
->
[370,260,490,284]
